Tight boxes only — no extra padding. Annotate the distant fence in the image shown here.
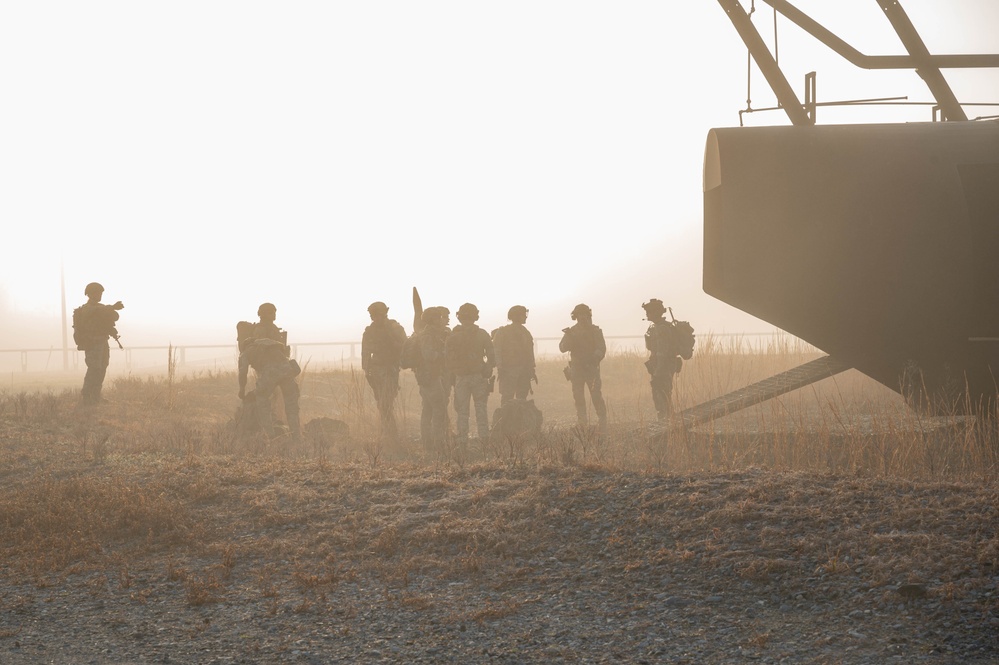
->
[0,332,804,374]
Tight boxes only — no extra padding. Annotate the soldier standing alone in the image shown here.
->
[491,305,536,404]
[361,301,407,442]
[73,282,124,406]
[446,303,495,446]
[558,303,607,433]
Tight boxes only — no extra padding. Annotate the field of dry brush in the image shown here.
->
[0,343,996,663]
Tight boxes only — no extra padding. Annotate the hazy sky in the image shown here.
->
[2,0,997,349]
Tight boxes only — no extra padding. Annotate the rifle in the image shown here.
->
[109,302,124,349]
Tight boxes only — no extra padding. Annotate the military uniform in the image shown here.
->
[252,303,289,350]
[361,311,407,441]
[74,283,123,405]
[254,321,288,347]
[492,320,535,404]
[559,307,607,430]
[643,299,682,420]
[409,317,451,451]
[238,328,301,440]
[446,321,495,444]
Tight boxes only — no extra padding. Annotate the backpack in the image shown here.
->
[400,334,421,370]
[366,319,406,366]
[72,305,96,350]
[446,325,481,375]
[669,309,696,360]
[493,324,533,366]
[383,320,407,364]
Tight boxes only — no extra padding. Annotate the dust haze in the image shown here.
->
[1,0,995,370]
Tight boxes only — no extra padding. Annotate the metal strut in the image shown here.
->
[719,0,999,125]
[718,0,810,126]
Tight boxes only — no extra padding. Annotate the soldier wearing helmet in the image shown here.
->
[559,303,608,432]
[402,305,452,451]
[237,320,302,442]
[253,302,288,352]
[445,303,496,447]
[73,282,124,405]
[643,298,681,420]
[491,305,536,404]
[361,301,408,443]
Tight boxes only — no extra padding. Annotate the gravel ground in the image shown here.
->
[1,438,996,665]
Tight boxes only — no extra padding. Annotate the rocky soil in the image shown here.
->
[1,429,996,664]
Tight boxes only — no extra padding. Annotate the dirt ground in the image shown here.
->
[0,364,997,663]
[0,439,996,662]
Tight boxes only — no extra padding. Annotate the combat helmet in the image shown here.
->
[84,282,104,297]
[570,303,592,321]
[457,303,479,322]
[367,301,389,315]
[507,305,528,321]
[642,298,666,318]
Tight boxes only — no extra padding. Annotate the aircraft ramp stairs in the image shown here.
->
[657,355,852,437]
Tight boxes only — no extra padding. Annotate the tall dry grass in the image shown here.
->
[0,346,995,617]
[0,335,995,480]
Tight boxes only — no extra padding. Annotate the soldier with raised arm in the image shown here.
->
[558,303,607,434]
[73,282,124,406]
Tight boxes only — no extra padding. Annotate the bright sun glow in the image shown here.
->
[1,1,997,351]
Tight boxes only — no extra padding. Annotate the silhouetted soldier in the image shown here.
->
[237,321,302,442]
[559,303,607,432]
[361,301,407,442]
[73,282,124,405]
[446,303,495,446]
[643,298,681,420]
[247,302,292,425]
[404,306,451,451]
[254,302,288,351]
[491,305,536,404]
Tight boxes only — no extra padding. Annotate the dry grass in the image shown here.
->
[0,343,996,607]
[6,336,994,479]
